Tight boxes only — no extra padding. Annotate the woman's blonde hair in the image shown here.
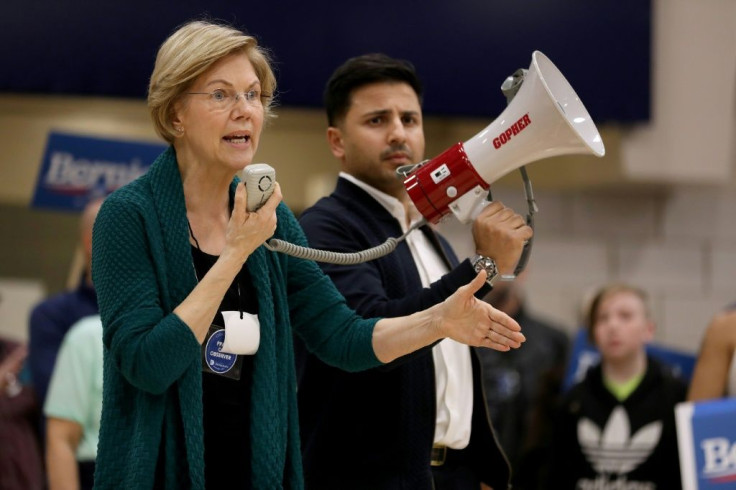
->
[148,20,277,144]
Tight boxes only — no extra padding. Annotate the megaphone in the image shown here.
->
[402,50,605,225]
[265,51,605,267]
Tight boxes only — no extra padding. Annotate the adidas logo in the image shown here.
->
[578,406,662,474]
[576,475,655,490]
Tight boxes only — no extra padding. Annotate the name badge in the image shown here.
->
[202,324,243,380]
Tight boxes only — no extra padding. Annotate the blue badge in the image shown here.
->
[204,329,237,374]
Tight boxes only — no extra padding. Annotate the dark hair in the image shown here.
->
[585,283,650,341]
[324,53,423,127]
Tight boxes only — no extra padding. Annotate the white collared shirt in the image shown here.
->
[340,173,473,449]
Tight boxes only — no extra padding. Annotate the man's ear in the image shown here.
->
[326,126,345,159]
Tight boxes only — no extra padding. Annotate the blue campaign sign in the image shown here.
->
[31,132,167,212]
[677,398,736,489]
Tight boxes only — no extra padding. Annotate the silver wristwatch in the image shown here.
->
[472,254,499,286]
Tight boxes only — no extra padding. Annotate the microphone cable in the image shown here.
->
[264,219,427,265]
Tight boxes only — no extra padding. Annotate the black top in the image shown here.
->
[191,245,258,489]
[549,357,687,489]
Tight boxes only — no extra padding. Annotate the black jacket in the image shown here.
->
[549,356,687,489]
[296,177,510,489]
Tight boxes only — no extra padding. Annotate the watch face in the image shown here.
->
[474,255,498,278]
[473,255,498,286]
[484,258,498,275]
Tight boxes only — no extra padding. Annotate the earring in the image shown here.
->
[176,126,184,133]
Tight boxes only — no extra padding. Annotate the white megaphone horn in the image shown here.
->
[401,50,605,225]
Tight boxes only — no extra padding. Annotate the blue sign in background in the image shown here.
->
[32,132,166,212]
[678,398,736,489]
[693,400,736,488]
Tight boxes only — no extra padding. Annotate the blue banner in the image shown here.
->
[677,398,736,489]
[31,132,166,212]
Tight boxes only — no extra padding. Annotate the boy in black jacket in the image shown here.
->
[549,284,686,489]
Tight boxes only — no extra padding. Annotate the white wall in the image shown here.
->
[622,0,736,185]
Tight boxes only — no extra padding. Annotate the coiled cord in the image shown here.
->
[264,219,426,264]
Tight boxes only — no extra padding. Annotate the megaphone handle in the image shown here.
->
[514,213,535,276]
[497,213,534,282]
[505,166,537,279]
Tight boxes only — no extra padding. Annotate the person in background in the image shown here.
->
[44,314,103,490]
[0,333,44,490]
[548,283,686,489]
[688,308,736,401]
[297,53,533,490]
[90,21,526,490]
[476,272,569,490]
[28,198,103,441]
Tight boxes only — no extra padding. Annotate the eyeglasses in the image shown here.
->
[186,88,272,110]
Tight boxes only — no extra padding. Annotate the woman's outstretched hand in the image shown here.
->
[372,268,526,363]
[433,271,525,352]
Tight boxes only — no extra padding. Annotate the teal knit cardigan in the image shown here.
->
[91,147,381,489]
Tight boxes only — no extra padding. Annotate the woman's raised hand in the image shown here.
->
[225,181,282,263]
